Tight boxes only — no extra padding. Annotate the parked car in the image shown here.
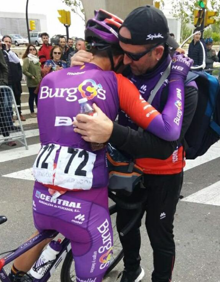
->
[30,31,44,46]
[9,34,28,46]
[50,34,66,46]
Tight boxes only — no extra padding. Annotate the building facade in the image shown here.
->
[0,12,47,37]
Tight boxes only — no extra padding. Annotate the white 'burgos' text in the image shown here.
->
[39,86,106,102]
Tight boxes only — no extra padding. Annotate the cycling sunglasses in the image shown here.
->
[94,9,123,25]
[124,42,162,61]
[53,52,61,55]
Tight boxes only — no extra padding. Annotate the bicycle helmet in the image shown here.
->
[85,10,124,71]
[85,9,123,46]
[205,37,213,44]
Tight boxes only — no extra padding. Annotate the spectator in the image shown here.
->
[75,38,86,51]
[43,45,67,76]
[58,36,68,62]
[38,32,52,69]
[22,45,41,118]
[67,38,74,53]
[2,35,25,121]
[205,37,218,74]
[65,38,74,64]
[0,40,16,146]
[188,30,205,70]
[67,38,86,67]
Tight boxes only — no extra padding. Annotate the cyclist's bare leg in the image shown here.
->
[12,230,52,273]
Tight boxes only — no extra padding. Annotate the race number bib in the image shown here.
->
[54,147,96,190]
[33,144,60,184]
[33,144,96,190]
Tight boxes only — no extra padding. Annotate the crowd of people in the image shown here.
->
[0,32,86,146]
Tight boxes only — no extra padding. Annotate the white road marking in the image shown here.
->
[13,102,37,115]
[10,129,39,139]
[0,143,40,163]
[3,168,34,181]
[185,142,220,171]
[182,181,220,206]
[13,109,37,116]
[20,102,30,107]
[1,138,220,205]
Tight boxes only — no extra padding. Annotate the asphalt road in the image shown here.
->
[0,86,220,282]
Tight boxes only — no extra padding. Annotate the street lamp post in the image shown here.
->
[26,0,30,43]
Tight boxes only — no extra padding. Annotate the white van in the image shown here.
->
[30,32,45,46]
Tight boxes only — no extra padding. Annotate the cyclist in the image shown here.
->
[73,6,198,282]
[9,9,193,282]
[205,37,218,74]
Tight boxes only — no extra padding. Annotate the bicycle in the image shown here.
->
[0,191,146,282]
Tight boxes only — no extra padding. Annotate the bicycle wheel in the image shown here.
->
[60,204,123,282]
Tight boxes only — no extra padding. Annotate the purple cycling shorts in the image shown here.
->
[33,182,113,282]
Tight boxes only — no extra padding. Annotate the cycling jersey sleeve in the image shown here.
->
[115,73,185,141]
[109,86,198,159]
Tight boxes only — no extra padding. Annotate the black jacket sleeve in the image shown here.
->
[109,86,198,159]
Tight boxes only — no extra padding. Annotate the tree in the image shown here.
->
[171,0,220,23]
[62,0,85,21]
[170,0,220,42]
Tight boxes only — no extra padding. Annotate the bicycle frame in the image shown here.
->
[0,230,71,282]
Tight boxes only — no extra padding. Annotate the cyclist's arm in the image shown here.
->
[109,85,198,159]
[116,53,193,141]
[115,73,185,141]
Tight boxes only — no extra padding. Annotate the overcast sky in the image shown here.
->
[1,0,85,38]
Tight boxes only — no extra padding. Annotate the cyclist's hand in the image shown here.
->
[73,104,113,143]
[71,50,93,66]
[175,47,185,54]
[171,53,194,80]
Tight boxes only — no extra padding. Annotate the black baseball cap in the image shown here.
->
[119,5,179,49]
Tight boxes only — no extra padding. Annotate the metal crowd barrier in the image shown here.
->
[0,85,28,149]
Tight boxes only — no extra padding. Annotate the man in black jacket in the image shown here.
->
[0,41,16,146]
[2,35,25,121]
[73,6,198,282]
[188,30,205,71]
